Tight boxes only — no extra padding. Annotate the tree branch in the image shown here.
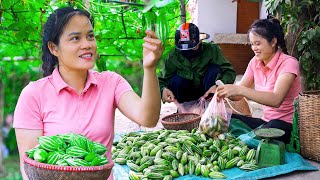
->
[100,37,142,40]
[106,0,144,7]
[121,8,128,38]
[179,0,186,23]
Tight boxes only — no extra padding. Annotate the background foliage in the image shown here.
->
[0,61,42,116]
[265,0,320,92]
[0,0,186,116]
[0,60,42,157]
[0,0,183,59]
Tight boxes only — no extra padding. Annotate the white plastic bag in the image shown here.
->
[174,97,209,115]
[199,91,232,137]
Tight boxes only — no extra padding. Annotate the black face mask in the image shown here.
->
[181,44,202,59]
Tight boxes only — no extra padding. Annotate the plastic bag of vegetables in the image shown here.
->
[199,91,232,137]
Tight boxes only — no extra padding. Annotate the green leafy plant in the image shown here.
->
[0,60,42,156]
[297,27,320,92]
[4,127,18,155]
[265,0,320,92]
[0,0,186,94]
[0,60,42,117]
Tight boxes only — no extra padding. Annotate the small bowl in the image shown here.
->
[161,113,201,132]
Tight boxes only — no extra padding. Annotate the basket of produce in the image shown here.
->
[298,91,320,162]
[23,133,114,180]
[160,113,201,131]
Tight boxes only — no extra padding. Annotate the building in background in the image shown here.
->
[188,0,268,74]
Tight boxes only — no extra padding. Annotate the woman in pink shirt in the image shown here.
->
[13,7,163,179]
[217,18,301,144]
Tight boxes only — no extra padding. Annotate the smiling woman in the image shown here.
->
[216,18,301,144]
[40,8,95,77]
[47,15,97,88]
[13,6,164,180]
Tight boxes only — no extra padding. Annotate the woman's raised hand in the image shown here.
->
[142,30,164,69]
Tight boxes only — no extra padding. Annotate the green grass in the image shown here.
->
[1,155,22,180]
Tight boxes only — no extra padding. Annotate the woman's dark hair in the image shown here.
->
[42,7,94,77]
[248,18,288,55]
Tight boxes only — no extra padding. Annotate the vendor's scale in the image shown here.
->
[254,128,285,167]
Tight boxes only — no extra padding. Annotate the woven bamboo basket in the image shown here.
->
[161,113,201,131]
[23,154,114,180]
[298,91,320,162]
[225,97,252,117]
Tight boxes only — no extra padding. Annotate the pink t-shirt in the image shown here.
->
[244,50,301,123]
[14,68,132,165]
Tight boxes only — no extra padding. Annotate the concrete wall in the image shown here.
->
[193,0,269,41]
[260,0,268,19]
[196,0,237,41]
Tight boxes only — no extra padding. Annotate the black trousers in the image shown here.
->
[232,114,293,144]
[168,64,221,103]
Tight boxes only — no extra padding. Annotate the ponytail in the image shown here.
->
[270,18,288,54]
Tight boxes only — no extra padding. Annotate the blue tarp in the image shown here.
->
[112,132,318,180]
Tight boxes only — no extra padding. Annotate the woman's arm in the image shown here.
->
[117,30,163,127]
[218,73,296,107]
[218,75,254,101]
[15,129,43,180]
[242,73,296,107]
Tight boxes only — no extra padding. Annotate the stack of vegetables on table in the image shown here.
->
[112,129,259,179]
[26,133,109,166]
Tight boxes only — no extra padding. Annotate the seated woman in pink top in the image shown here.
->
[13,7,163,179]
[217,18,301,144]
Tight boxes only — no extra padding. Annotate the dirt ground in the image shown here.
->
[114,102,176,133]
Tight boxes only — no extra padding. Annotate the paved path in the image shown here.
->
[114,102,174,133]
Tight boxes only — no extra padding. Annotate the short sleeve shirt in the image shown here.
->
[13,68,133,163]
[244,50,301,123]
